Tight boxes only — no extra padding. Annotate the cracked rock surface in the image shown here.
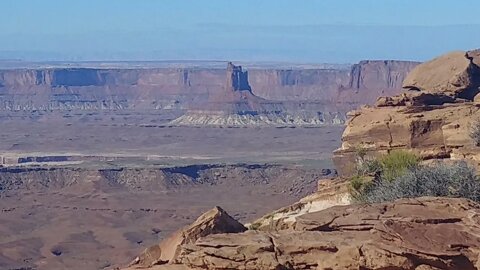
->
[127,197,480,270]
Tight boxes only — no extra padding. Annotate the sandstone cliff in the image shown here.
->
[170,60,418,127]
[334,49,480,175]
[0,60,418,112]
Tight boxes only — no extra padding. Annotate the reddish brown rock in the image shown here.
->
[0,60,418,112]
[226,62,252,92]
[403,50,480,100]
[467,49,480,68]
[174,197,480,270]
[129,206,246,268]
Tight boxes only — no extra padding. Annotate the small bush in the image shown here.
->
[359,161,480,203]
[349,150,419,201]
[377,150,419,182]
[349,175,371,192]
[470,119,480,146]
[354,145,368,161]
[355,158,382,178]
[348,175,374,202]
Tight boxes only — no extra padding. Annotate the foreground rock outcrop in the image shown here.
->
[126,197,480,270]
[129,206,246,268]
[334,49,480,175]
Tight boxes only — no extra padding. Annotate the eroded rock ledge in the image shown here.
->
[334,49,480,175]
[126,197,480,270]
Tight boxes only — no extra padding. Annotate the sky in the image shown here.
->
[2,0,480,63]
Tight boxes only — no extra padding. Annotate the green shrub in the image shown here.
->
[377,150,420,182]
[348,175,373,202]
[349,175,370,192]
[349,150,421,203]
[359,161,480,203]
[354,145,368,161]
[355,158,382,177]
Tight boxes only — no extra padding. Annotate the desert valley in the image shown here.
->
[3,49,480,269]
[3,1,480,269]
[0,58,416,269]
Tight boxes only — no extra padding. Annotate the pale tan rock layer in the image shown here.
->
[247,178,350,231]
[334,49,480,175]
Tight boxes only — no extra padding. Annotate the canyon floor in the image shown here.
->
[0,111,344,270]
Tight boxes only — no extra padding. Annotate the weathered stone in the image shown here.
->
[174,197,480,270]
[467,49,480,67]
[334,49,480,175]
[334,102,479,175]
[177,231,281,270]
[129,206,246,268]
[247,178,350,231]
[403,50,480,100]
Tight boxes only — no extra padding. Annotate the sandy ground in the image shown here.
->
[0,111,344,270]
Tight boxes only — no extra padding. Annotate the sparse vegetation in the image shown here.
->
[349,149,480,203]
[377,150,420,182]
[248,222,262,230]
[349,149,419,197]
[360,161,480,203]
[470,119,480,146]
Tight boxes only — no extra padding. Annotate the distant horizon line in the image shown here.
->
[0,58,422,66]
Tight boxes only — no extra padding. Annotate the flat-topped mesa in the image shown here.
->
[192,62,283,114]
[334,49,480,176]
[0,60,418,112]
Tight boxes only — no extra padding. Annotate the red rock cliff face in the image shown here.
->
[338,60,420,105]
[0,60,418,111]
[248,69,349,102]
[249,60,418,105]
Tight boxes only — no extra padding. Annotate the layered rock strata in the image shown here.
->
[0,60,418,112]
[126,197,480,270]
[334,49,480,175]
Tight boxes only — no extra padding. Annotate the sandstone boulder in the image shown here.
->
[176,197,480,270]
[129,206,246,268]
[403,51,480,100]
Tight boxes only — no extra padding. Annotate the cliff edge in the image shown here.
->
[334,49,480,175]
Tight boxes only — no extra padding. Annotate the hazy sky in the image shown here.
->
[2,0,480,63]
